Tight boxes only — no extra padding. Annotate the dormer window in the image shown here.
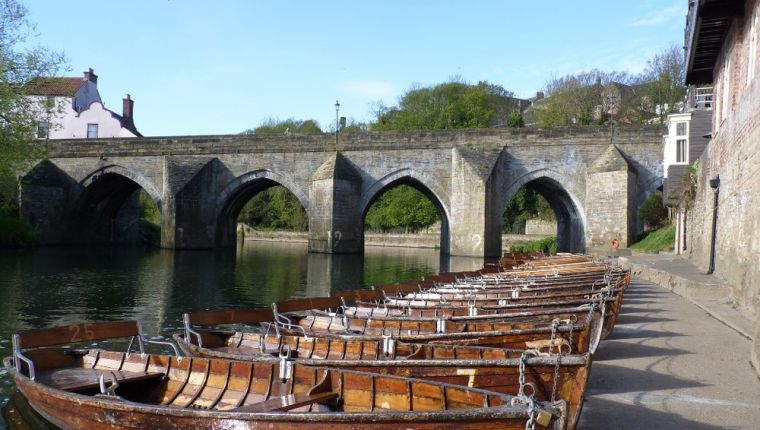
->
[87,123,98,139]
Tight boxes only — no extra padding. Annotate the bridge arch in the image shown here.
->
[73,164,162,244]
[215,169,309,247]
[359,168,451,254]
[500,168,586,253]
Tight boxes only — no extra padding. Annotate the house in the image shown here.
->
[25,68,141,139]
[682,0,760,375]
[663,85,712,255]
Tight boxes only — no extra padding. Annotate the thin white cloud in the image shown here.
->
[631,5,683,27]
[340,80,396,99]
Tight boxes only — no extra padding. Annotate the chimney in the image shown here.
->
[122,94,134,124]
[84,68,98,84]
[535,91,545,100]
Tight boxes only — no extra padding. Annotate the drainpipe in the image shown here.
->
[707,175,720,274]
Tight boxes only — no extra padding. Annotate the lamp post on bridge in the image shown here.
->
[334,100,340,145]
[606,95,617,144]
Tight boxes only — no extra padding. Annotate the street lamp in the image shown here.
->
[606,95,616,144]
[334,100,340,145]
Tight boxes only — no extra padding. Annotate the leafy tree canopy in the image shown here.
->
[532,44,686,127]
[244,117,322,135]
[372,80,505,131]
[238,186,308,232]
[502,186,556,234]
[364,185,438,232]
[0,0,66,212]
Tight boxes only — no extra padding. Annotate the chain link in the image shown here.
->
[549,319,560,354]
[551,345,561,402]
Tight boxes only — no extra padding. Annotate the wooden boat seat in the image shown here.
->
[35,367,165,393]
[233,391,339,413]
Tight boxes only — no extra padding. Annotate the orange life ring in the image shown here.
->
[610,239,620,249]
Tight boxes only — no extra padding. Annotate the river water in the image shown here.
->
[0,241,485,428]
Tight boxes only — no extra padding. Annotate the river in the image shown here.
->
[0,241,486,428]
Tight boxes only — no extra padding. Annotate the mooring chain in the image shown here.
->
[549,319,560,354]
[513,349,548,430]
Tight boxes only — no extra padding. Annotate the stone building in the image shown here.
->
[682,0,760,374]
[25,68,141,139]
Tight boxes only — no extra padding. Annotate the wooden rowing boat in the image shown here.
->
[174,325,591,430]
[5,321,568,430]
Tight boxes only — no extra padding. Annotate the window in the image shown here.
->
[749,12,758,83]
[87,123,98,139]
[676,122,687,136]
[721,57,731,122]
[676,139,687,163]
[37,121,49,139]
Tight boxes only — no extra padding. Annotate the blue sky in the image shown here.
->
[25,1,686,136]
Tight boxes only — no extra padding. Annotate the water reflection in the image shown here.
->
[0,241,484,428]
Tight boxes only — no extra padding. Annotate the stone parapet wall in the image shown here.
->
[45,126,666,158]
[525,219,557,235]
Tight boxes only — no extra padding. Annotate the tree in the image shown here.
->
[0,0,66,213]
[534,70,633,127]
[238,186,307,231]
[243,118,322,135]
[634,44,686,123]
[638,190,668,230]
[364,185,438,232]
[506,112,524,128]
[502,186,556,233]
[372,81,497,131]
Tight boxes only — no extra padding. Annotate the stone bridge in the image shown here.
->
[20,126,664,257]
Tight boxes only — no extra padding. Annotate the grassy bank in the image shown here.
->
[630,224,675,254]
[0,215,35,247]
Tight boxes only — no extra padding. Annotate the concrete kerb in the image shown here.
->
[619,255,756,341]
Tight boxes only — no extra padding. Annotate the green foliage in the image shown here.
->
[509,237,558,255]
[638,191,668,230]
[244,118,322,135]
[138,190,160,225]
[0,213,35,246]
[372,81,496,130]
[506,112,524,128]
[534,70,631,127]
[339,118,369,134]
[138,190,161,245]
[238,186,308,231]
[0,0,66,212]
[630,223,675,253]
[534,45,685,127]
[364,185,438,232]
[502,186,556,233]
[635,45,686,123]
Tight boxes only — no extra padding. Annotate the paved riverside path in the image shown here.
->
[578,279,760,429]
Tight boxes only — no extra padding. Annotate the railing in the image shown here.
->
[685,85,713,110]
[694,86,713,109]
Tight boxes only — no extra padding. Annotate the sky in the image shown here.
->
[24,0,686,137]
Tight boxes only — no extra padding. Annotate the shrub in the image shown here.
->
[0,214,35,246]
[510,237,557,255]
[638,191,668,230]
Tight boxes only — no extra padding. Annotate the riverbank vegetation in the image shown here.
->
[0,0,66,216]
[508,237,558,255]
[138,190,161,245]
[0,213,35,246]
[365,186,437,233]
[238,186,308,232]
